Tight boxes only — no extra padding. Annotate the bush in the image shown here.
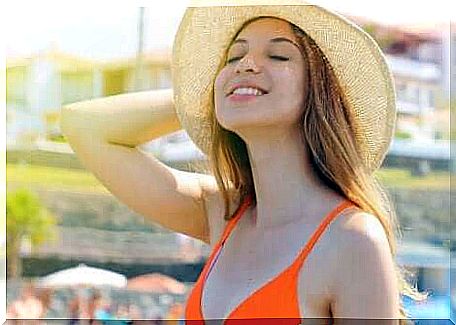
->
[395,130,412,140]
[47,133,67,143]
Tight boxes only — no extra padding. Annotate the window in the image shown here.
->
[6,66,28,111]
[61,71,94,105]
[396,81,407,101]
[407,84,420,105]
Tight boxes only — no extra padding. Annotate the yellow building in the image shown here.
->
[6,47,172,146]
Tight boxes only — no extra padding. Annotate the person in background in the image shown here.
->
[127,303,143,321]
[36,287,54,318]
[165,302,185,325]
[81,289,102,325]
[67,292,82,324]
[6,281,44,324]
[94,297,117,324]
[115,304,131,324]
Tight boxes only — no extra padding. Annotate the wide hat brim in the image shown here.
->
[171,0,397,174]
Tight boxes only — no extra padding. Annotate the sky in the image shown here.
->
[1,1,454,61]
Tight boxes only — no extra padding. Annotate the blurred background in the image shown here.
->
[2,2,455,323]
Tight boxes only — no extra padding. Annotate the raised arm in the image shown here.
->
[60,88,180,147]
[60,89,220,244]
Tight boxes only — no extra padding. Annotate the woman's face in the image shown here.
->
[214,17,307,132]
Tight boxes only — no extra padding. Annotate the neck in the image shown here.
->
[238,124,339,230]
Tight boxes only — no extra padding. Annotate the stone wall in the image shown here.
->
[27,186,454,244]
[388,188,453,244]
[7,182,454,271]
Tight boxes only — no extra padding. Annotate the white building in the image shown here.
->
[6,46,172,149]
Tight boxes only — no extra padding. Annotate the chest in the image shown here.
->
[201,218,334,320]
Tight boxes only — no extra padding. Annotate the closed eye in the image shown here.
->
[226,57,240,64]
[269,56,289,61]
[226,56,290,64]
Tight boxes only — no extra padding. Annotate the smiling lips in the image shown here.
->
[228,87,268,102]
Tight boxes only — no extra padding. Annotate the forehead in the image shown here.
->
[235,17,295,40]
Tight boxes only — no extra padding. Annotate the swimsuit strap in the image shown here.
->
[289,198,357,273]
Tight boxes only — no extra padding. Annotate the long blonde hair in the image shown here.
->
[199,17,428,321]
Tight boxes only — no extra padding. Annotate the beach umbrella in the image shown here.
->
[127,273,186,294]
[38,263,127,288]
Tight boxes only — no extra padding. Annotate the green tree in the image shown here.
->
[6,188,58,279]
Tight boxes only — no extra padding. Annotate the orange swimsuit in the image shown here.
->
[185,194,357,324]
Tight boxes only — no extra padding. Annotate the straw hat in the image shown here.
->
[171,0,397,174]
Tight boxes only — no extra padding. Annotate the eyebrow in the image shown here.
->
[230,37,300,50]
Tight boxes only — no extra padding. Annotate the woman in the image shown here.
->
[6,282,44,324]
[60,0,426,323]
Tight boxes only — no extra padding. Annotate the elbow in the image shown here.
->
[60,104,86,138]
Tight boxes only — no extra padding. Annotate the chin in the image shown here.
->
[215,99,302,130]
[216,113,284,133]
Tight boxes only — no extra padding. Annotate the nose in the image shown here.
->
[235,54,261,74]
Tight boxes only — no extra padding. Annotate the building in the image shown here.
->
[6,46,172,148]
[347,17,450,142]
[101,49,171,96]
[6,19,453,153]
[6,47,102,146]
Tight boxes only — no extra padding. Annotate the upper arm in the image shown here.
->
[62,127,221,245]
[329,212,401,322]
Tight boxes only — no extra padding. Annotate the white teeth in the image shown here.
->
[232,87,265,96]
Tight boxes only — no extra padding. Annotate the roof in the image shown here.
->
[6,46,172,71]
[101,48,171,69]
[6,47,100,72]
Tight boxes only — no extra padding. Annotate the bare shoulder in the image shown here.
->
[326,209,401,318]
[330,208,390,246]
[328,208,393,273]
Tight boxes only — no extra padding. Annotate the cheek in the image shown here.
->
[275,68,305,99]
[214,68,231,98]
[213,68,232,126]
